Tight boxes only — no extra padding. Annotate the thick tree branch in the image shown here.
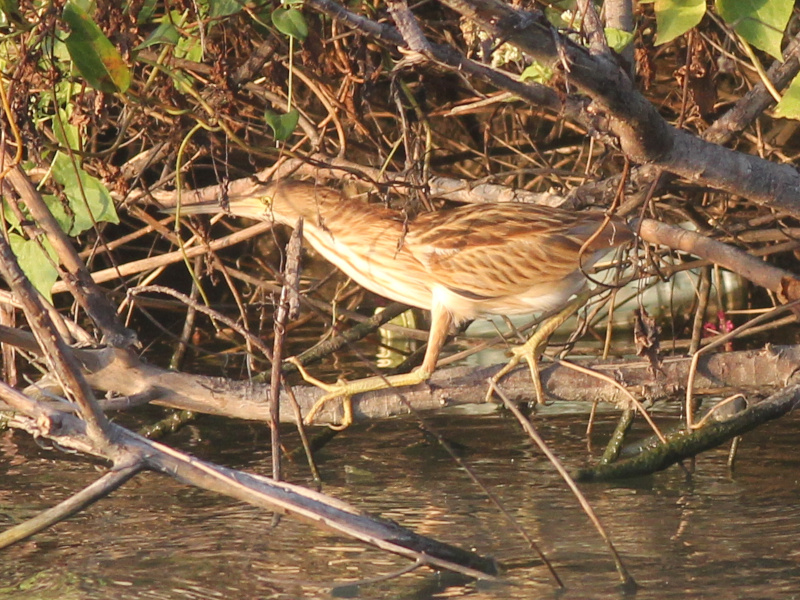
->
[3,323,797,426]
[567,32,800,209]
[637,218,800,300]
[429,0,800,218]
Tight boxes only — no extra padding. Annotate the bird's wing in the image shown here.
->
[407,204,631,300]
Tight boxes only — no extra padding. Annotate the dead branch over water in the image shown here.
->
[3,323,798,425]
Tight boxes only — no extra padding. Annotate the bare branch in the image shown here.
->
[432,0,800,218]
[637,218,800,299]
[0,236,112,446]
[0,462,141,550]
[3,377,499,579]
[4,323,799,426]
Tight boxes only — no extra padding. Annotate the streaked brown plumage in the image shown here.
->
[177,180,633,425]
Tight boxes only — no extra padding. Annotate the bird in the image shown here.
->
[173,180,634,427]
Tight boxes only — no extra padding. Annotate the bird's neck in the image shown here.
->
[273,183,403,237]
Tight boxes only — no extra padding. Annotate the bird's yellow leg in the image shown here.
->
[288,357,431,429]
[290,303,452,429]
[488,291,592,405]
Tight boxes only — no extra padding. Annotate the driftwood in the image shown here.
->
[2,324,798,425]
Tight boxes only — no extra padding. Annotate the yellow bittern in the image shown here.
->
[176,180,633,426]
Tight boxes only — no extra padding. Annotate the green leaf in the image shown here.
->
[42,194,75,234]
[520,61,554,84]
[52,106,81,151]
[208,0,244,18]
[264,108,299,141]
[136,20,180,50]
[604,28,634,53]
[50,152,119,235]
[175,33,203,61]
[2,198,21,232]
[135,0,158,24]
[271,6,308,41]
[774,72,800,119]
[69,0,93,11]
[8,234,59,303]
[62,0,131,93]
[654,0,706,45]
[716,0,792,59]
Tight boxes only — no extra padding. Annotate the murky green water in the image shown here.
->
[1,405,799,599]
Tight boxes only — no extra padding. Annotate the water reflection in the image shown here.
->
[1,409,799,599]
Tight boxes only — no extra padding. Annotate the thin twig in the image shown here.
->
[127,285,274,361]
[488,380,636,590]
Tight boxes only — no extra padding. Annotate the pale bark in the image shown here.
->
[4,324,797,426]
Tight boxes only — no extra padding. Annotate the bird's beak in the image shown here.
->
[161,195,271,220]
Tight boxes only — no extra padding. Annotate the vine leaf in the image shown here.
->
[654,0,706,46]
[605,28,634,52]
[716,0,792,59]
[271,6,308,41]
[208,0,245,18]
[8,234,59,303]
[50,152,120,235]
[62,0,131,93]
[265,109,300,141]
[774,73,800,120]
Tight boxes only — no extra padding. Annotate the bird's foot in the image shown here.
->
[486,334,547,405]
[486,291,592,405]
[288,358,431,429]
[288,358,355,429]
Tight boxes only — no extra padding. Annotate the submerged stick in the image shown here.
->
[574,381,800,482]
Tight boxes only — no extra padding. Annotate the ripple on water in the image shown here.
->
[1,411,799,599]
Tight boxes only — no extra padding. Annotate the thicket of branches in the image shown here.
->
[1,0,800,584]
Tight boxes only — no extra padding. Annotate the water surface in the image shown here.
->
[1,406,798,599]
